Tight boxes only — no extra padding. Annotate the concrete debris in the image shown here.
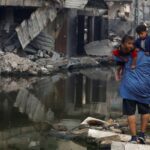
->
[0,51,113,75]
[52,123,68,131]
[28,141,40,148]
[80,57,98,65]
[40,67,49,74]
[47,116,150,148]
[67,57,100,69]
[0,53,39,75]
[85,40,114,56]
[111,141,150,150]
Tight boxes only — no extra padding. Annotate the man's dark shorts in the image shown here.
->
[123,99,150,116]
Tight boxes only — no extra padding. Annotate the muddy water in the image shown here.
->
[0,67,122,150]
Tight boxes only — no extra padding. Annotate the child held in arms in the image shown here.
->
[135,24,150,56]
[112,35,137,81]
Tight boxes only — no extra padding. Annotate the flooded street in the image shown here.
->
[0,67,122,150]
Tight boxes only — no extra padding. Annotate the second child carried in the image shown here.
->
[112,35,137,80]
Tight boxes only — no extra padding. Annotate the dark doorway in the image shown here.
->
[77,15,85,55]
[77,15,108,56]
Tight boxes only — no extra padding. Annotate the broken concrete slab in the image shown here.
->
[85,40,114,56]
[111,141,150,150]
[88,129,131,142]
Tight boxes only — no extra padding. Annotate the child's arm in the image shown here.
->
[131,50,137,69]
[131,57,137,69]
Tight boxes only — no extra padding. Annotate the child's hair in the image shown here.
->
[121,35,134,44]
[136,25,147,34]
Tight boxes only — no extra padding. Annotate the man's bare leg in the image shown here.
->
[138,114,150,144]
[141,114,149,133]
[128,115,137,136]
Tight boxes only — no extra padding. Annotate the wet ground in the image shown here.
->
[0,67,122,150]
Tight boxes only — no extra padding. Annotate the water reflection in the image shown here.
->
[0,67,122,150]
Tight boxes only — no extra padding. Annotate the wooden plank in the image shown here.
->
[111,141,150,150]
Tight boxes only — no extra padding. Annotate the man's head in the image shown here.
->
[136,25,148,40]
[121,35,134,51]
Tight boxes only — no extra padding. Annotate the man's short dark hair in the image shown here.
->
[136,25,147,34]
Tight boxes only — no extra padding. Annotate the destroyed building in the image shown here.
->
[0,0,108,59]
[104,0,133,37]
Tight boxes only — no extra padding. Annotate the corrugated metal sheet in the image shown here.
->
[16,7,57,49]
[64,0,88,9]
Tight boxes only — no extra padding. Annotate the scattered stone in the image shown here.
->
[59,119,81,130]
[28,141,40,148]
[109,127,122,134]
[37,50,44,58]
[0,53,39,75]
[46,65,54,70]
[0,51,4,56]
[80,57,98,65]
[52,123,68,131]
[51,51,61,61]
[27,55,35,60]
[40,67,49,74]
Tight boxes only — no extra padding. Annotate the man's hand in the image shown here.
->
[131,64,136,69]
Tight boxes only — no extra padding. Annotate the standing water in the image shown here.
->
[0,67,122,150]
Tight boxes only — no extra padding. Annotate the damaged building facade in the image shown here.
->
[104,0,133,37]
[105,0,150,37]
[1,0,150,63]
[0,0,108,59]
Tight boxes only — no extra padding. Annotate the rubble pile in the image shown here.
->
[0,52,39,75]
